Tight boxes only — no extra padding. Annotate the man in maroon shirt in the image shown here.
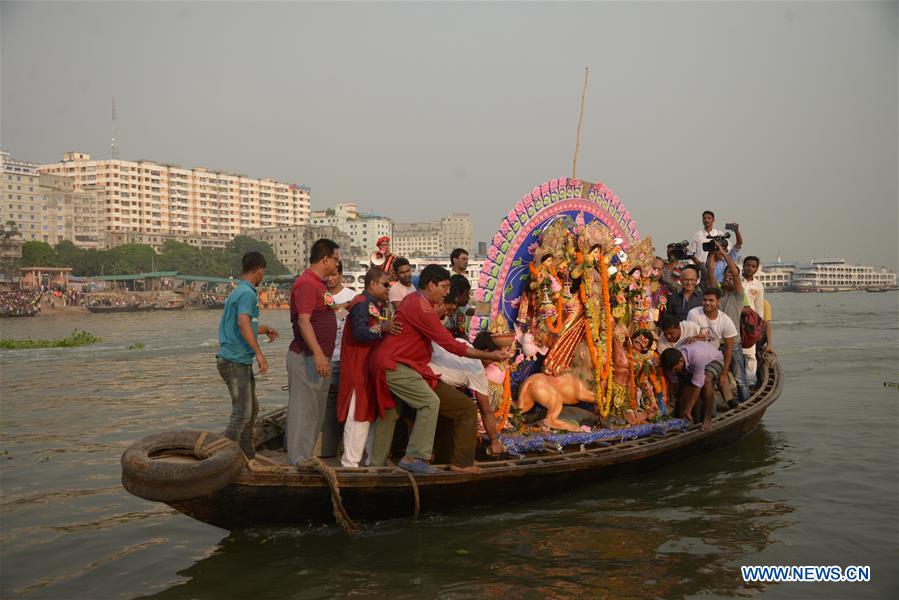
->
[369,264,512,474]
[286,238,340,466]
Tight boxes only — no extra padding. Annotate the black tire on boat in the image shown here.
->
[121,430,244,502]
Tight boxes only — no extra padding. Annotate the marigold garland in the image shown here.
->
[494,366,513,433]
[545,294,565,333]
[648,351,668,410]
[627,350,638,411]
[580,269,605,408]
[599,255,614,381]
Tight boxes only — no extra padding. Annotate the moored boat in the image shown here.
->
[87,304,154,313]
[156,299,186,310]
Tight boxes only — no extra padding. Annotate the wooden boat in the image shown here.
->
[130,356,783,530]
[87,304,154,313]
[0,310,38,318]
[156,300,186,310]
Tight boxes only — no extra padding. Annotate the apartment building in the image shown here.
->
[392,221,443,257]
[244,224,353,273]
[392,213,473,257]
[440,213,473,254]
[1,151,104,249]
[39,152,311,248]
[310,203,392,257]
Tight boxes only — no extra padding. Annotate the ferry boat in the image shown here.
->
[755,263,795,292]
[790,259,896,292]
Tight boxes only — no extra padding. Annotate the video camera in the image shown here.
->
[702,232,731,253]
[666,241,692,261]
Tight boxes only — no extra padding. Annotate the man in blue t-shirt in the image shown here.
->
[216,251,278,458]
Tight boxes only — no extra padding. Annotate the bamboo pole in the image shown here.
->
[572,66,589,179]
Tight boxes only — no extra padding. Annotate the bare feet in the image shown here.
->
[450,464,482,474]
[701,419,712,432]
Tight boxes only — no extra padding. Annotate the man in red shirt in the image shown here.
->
[369,264,512,474]
[286,238,340,466]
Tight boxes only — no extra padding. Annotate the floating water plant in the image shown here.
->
[0,329,102,349]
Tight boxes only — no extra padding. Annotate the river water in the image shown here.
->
[0,292,896,599]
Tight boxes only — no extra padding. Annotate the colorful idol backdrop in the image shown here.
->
[472,177,641,335]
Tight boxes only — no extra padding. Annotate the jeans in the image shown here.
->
[216,357,258,458]
[729,345,751,402]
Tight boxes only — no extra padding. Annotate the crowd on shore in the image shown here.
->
[0,286,86,317]
[215,213,776,473]
[0,289,43,317]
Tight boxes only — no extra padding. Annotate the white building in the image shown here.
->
[310,203,392,258]
[406,256,483,290]
[40,152,311,248]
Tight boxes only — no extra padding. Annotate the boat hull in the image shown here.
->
[88,305,154,313]
[165,360,783,530]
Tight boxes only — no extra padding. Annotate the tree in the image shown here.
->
[21,241,57,267]
[157,240,202,273]
[55,240,85,268]
[226,235,288,275]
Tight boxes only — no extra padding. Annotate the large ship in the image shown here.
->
[790,259,896,292]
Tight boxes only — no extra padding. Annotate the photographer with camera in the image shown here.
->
[689,210,726,264]
[660,243,708,323]
[710,223,743,282]
[707,240,751,404]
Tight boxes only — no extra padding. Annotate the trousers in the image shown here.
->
[286,351,331,466]
[216,357,258,458]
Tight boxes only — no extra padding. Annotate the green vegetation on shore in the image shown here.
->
[17,236,288,278]
[0,329,102,350]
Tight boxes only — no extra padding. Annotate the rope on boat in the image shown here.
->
[306,457,361,533]
[193,432,208,457]
[189,431,235,459]
[393,468,421,520]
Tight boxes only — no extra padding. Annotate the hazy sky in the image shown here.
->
[2,1,896,268]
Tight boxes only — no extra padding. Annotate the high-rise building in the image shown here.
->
[1,151,103,248]
[440,213,473,254]
[39,152,311,249]
[391,213,472,257]
[38,174,105,249]
[391,220,443,257]
[309,203,392,257]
